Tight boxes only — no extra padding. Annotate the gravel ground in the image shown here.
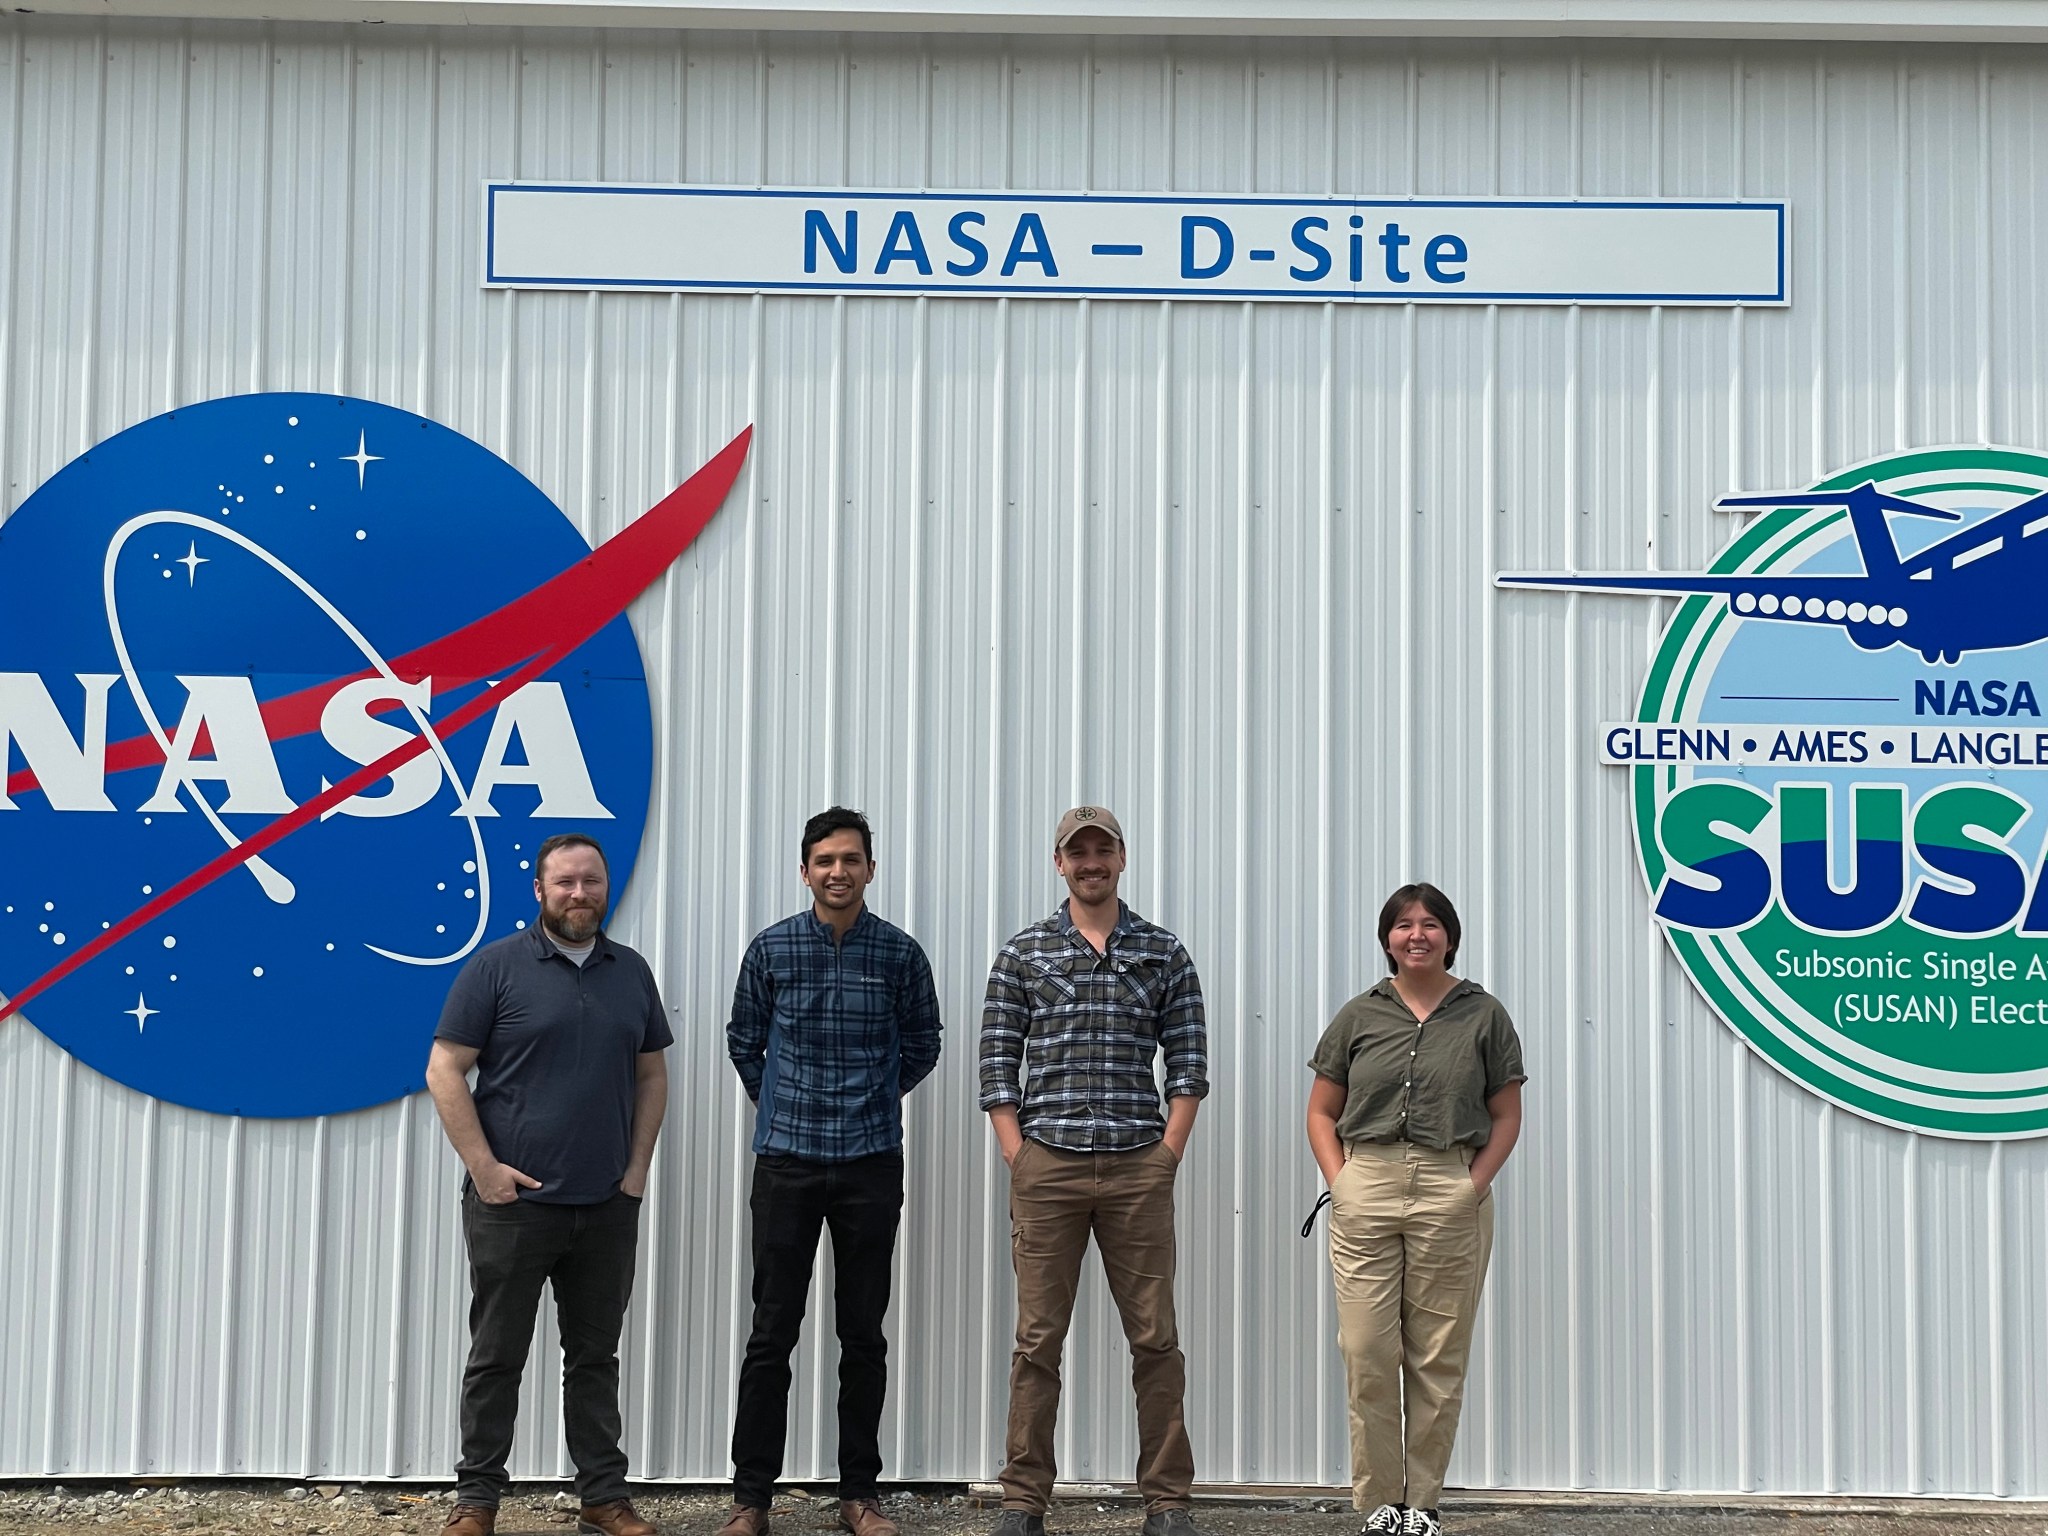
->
[0,1485,2042,1536]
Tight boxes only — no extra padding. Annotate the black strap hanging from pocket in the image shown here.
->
[1299,1189,1332,1238]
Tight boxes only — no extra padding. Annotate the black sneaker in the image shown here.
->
[1401,1510,1442,1536]
[990,1513,1045,1536]
[1361,1507,1405,1535]
[1139,1512,1198,1536]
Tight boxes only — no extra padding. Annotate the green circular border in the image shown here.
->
[1632,447,2048,1139]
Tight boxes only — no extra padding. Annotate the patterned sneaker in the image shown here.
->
[1401,1510,1442,1536]
[1361,1506,1405,1535]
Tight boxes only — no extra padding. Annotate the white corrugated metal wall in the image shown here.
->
[0,16,2044,1496]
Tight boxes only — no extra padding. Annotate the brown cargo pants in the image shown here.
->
[1328,1139,1495,1512]
[1000,1138,1193,1515]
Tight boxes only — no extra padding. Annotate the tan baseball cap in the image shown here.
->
[1054,805,1125,850]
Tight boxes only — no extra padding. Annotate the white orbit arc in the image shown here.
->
[103,510,493,967]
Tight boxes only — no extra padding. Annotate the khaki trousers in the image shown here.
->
[1001,1139,1193,1514]
[1328,1140,1494,1512]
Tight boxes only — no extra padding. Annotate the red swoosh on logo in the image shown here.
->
[0,426,751,1024]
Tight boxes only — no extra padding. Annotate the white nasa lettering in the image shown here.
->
[463,680,615,820]
[142,675,298,815]
[319,677,441,819]
[2,670,613,819]
[0,672,119,812]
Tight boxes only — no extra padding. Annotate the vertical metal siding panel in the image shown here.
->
[920,289,1005,1480]
[173,25,266,407]
[1240,35,1334,1487]
[1733,49,1835,1498]
[1833,1114,1911,1489]
[265,28,353,392]
[1989,52,2048,448]
[433,33,518,446]
[1568,46,1662,1494]
[662,285,772,1481]
[1990,58,2048,1493]
[1918,1142,1996,1493]
[1904,55,1981,451]
[1156,290,1240,1486]
[1487,48,1577,1492]
[11,21,101,481]
[351,36,436,412]
[231,1118,320,1476]
[1642,51,1750,1501]
[0,20,22,530]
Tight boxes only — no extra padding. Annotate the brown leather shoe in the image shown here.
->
[716,1505,772,1536]
[443,1506,496,1536]
[578,1498,656,1536]
[839,1499,899,1536]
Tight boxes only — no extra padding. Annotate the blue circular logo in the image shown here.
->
[0,394,656,1116]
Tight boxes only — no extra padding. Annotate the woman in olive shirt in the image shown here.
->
[1305,883,1525,1536]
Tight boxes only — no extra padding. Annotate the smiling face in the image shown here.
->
[1383,900,1451,979]
[1055,826,1126,908]
[801,828,875,916]
[535,841,610,945]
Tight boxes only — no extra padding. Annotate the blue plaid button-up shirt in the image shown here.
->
[727,907,943,1162]
[979,900,1209,1152]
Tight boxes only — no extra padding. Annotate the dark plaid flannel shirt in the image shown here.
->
[978,900,1209,1152]
[727,907,943,1162]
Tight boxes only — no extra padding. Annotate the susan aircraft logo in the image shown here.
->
[0,394,747,1118]
[1502,447,2048,1138]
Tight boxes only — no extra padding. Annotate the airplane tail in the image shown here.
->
[1715,482,1960,581]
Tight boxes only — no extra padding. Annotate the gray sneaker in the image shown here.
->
[1139,1511,1199,1536]
[989,1513,1045,1536]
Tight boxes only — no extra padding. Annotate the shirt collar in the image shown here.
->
[1370,974,1476,1008]
[526,923,615,963]
[1055,898,1135,947]
[804,905,872,943]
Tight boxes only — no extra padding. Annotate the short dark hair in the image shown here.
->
[1377,882,1461,974]
[801,805,874,865]
[534,832,609,881]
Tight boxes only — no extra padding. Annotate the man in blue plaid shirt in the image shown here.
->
[980,806,1209,1536]
[719,807,943,1536]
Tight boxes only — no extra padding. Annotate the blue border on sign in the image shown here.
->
[481,183,1790,304]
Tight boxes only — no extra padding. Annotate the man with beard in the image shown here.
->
[980,807,1209,1536]
[426,833,671,1536]
[717,807,943,1536]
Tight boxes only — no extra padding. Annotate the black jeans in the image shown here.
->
[732,1149,905,1507]
[456,1187,642,1508]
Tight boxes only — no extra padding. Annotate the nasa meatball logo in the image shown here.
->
[1503,447,2048,1138]
[0,393,747,1117]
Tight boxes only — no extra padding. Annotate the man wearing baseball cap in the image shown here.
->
[979,806,1210,1536]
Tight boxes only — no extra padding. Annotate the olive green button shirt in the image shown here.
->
[1308,976,1526,1149]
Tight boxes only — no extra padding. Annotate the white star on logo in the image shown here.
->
[176,542,209,586]
[127,994,158,1033]
[344,430,383,489]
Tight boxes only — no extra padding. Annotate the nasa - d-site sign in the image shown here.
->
[0,394,748,1118]
[1503,447,2048,1138]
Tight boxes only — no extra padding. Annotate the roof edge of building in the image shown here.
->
[15,0,2048,43]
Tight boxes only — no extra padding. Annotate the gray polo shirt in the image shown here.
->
[1309,977,1526,1150]
[436,925,673,1204]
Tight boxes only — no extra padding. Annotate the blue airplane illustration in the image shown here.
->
[1496,481,2048,664]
